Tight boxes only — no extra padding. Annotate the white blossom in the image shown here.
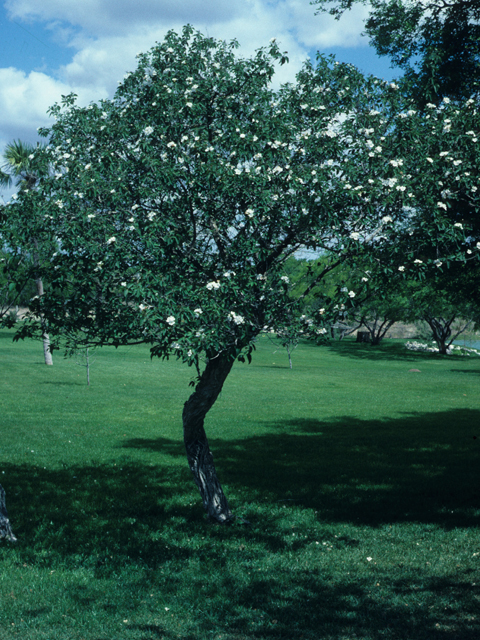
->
[348,291,355,298]
[206,281,221,290]
[143,126,154,135]
[381,216,393,223]
[414,259,423,264]
[229,311,245,325]
[350,232,360,240]
[398,266,405,272]
[166,316,176,326]
[453,223,463,229]
[193,308,203,316]
[107,236,116,245]
[281,276,289,283]
[437,202,448,210]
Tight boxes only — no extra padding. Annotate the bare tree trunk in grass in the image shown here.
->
[183,352,235,523]
[35,276,53,366]
[0,485,17,542]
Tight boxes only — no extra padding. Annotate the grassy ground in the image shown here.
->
[0,330,479,640]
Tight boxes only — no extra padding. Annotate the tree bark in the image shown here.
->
[182,352,235,523]
[35,277,53,366]
[0,485,17,542]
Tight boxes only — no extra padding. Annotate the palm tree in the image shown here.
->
[1,140,53,365]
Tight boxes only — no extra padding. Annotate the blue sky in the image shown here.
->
[0,0,399,201]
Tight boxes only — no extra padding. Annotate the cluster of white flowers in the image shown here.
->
[193,308,203,317]
[245,208,254,218]
[166,316,175,326]
[229,311,245,325]
[206,281,221,290]
[143,126,154,135]
[280,276,289,283]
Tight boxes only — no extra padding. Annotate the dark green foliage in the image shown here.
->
[312,0,480,104]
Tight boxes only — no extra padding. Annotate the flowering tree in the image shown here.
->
[4,27,480,522]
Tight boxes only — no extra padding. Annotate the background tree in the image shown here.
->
[1,140,53,365]
[3,28,479,522]
[312,0,480,105]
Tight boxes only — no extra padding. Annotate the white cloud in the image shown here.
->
[6,0,241,36]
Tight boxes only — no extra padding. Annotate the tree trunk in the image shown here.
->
[0,485,17,542]
[182,352,235,523]
[36,277,53,365]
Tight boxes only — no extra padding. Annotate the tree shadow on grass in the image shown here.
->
[321,339,480,364]
[125,408,480,530]
[1,408,479,639]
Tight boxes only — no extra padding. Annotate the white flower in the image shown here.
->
[443,97,451,104]
[106,236,116,245]
[120,282,127,287]
[396,185,406,192]
[206,281,221,290]
[381,216,393,223]
[453,160,462,166]
[426,158,434,163]
[85,163,91,170]
[55,200,63,208]
[361,277,369,282]
[319,308,325,315]
[186,102,193,108]
[147,212,157,221]
[229,311,245,325]
[348,291,356,298]
[167,141,177,148]
[87,214,95,220]
[166,316,175,326]
[144,126,154,135]
[389,83,399,90]
[272,166,283,174]
[477,242,480,249]
[139,303,148,312]
[426,103,437,109]
[414,259,423,264]
[281,276,289,283]
[398,266,405,272]
[434,259,443,267]
[349,232,360,240]
[193,308,203,316]
[453,223,463,229]
[374,146,382,153]
[437,202,448,210]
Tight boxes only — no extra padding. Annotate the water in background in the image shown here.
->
[453,339,480,350]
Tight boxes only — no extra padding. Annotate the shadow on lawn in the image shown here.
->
[1,408,479,639]
[124,408,480,529]
[321,339,480,364]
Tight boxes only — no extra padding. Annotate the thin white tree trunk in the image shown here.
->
[35,277,53,365]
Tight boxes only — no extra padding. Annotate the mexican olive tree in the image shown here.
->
[5,27,479,522]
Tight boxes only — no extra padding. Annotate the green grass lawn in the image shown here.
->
[0,330,479,639]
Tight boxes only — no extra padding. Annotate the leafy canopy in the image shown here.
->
[3,27,479,365]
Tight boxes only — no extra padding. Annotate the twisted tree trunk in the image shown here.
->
[0,485,17,542]
[182,352,235,523]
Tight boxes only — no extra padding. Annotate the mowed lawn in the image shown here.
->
[0,329,479,640]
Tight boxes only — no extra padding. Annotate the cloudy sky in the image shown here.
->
[0,0,399,200]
